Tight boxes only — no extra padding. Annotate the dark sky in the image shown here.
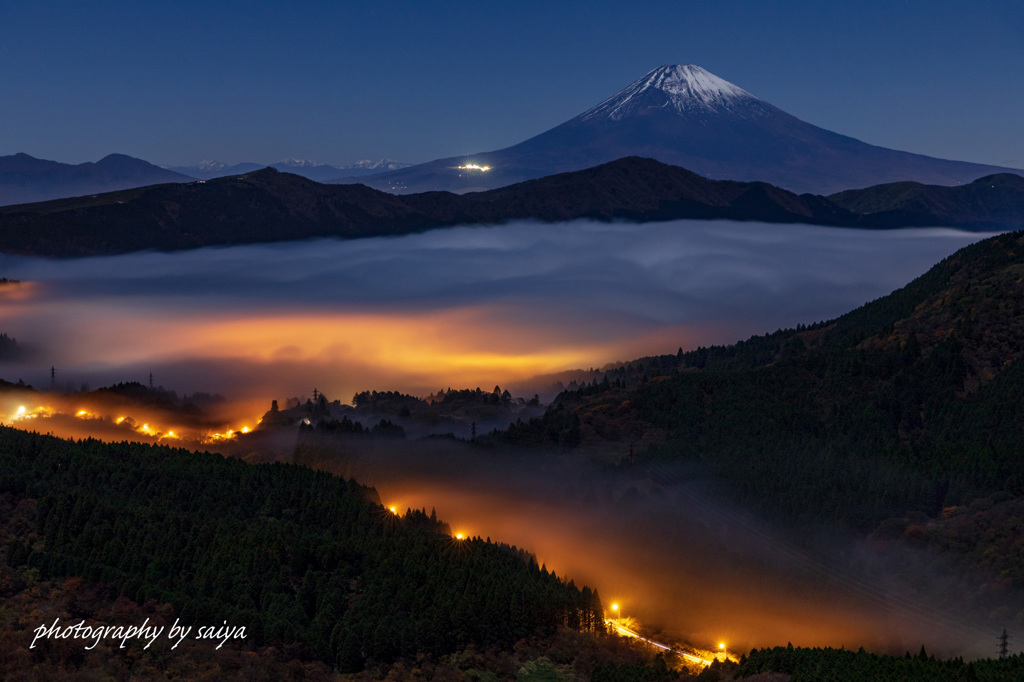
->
[2,0,1022,168]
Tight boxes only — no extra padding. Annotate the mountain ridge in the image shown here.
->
[0,156,1021,257]
[0,153,196,205]
[491,229,1024,612]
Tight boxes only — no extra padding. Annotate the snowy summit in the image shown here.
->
[581,64,760,121]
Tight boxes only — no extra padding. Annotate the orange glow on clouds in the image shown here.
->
[0,222,988,411]
[2,296,693,407]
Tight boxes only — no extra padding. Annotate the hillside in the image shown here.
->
[0,428,603,673]
[829,173,1024,229]
[494,230,1024,588]
[1,157,1021,257]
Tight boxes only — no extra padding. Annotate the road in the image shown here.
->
[605,619,715,667]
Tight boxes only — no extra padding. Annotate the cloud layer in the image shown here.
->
[0,220,992,413]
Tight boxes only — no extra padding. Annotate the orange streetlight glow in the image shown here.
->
[455,532,465,540]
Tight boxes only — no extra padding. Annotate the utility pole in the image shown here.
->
[50,366,55,390]
[998,629,1010,659]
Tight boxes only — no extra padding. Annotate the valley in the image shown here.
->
[4,12,1024,675]
[3,222,1022,679]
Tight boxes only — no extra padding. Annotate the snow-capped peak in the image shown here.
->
[275,158,327,168]
[580,64,760,121]
[196,160,227,171]
[345,159,411,171]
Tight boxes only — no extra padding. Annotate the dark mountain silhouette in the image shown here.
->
[1,157,1021,257]
[167,158,412,181]
[829,172,1024,229]
[0,153,195,205]
[345,64,1023,195]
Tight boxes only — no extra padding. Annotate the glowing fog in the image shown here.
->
[0,220,992,415]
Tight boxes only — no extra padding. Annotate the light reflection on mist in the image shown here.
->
[0,220,1002,657]
[312,441,999,659]
[0,220,992,408]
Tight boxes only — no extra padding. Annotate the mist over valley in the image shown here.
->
[0,219,1009,666]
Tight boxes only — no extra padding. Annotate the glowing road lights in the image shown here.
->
[606,618,712,667]
[456,163,491,172]
[610,603,620,619]
[454,532,465,540]
[719,642,727,662]
[2,396,264,447]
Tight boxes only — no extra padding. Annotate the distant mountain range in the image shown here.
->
[344,64,1024,196]
[4,65,1019,205]
[0,154,412,206]
[1,156,1021,258]
[165,158,412,182]
[0,153,195,205]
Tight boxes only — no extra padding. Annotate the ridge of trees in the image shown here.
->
[737,645,1024,681]
[0,426,604,672]
[491,232,1024,575]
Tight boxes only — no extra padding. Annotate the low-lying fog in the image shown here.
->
[321,441,1001,659]
[0,220,993,417]
[0,219,1003,657]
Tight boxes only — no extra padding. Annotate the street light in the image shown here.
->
[610,603,620,621]
[719,642,726,661]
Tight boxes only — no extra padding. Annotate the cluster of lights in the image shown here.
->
[113,414,178,440]
[456,163,491,172]
[2,402,258,444]
[9,405,52,421]
[204,426,251,442]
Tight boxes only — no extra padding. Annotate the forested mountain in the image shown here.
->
[735,645,1023,681]
[1,157,1022,257]
[829,172,1024,229]
[0,428,603,674]
[494,229,1024,573]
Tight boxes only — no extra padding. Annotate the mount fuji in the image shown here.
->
[343,65,1023,195]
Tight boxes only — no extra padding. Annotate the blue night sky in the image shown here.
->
[2,0,1022,169]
